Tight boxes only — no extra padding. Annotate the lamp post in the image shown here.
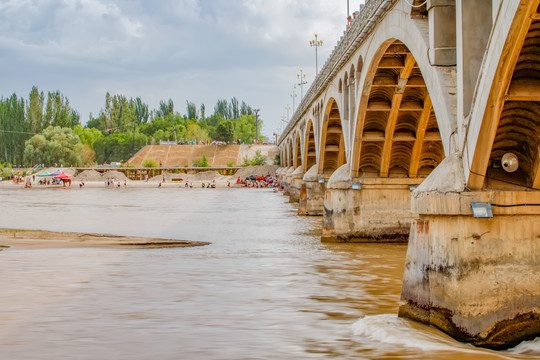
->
[297,69,307,100]
[290,88,298,113]
[280,114,288,134]
[285,104,291,121]
[310,34,323,75]
[254,108,260,142]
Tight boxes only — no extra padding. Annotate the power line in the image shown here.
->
[0,129,37,135]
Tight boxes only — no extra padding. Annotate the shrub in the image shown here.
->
[242,150,267,166]
[193,154,209,167]
[226,161,234,167]
[142,158,159,167]
[274,154,281,166]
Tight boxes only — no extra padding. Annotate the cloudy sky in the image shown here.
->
[0,0,365,139]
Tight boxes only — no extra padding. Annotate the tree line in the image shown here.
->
[0,86,266,167]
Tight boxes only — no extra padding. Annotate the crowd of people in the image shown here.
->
[236,175,279,188]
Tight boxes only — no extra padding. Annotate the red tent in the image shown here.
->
[53,172,72,179]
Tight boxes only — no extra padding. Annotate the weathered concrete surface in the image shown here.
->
[400,208,540,349]
[400,154,540,348]
[298,164,324,216]
[289,166,304,203]
[322,165,422,242]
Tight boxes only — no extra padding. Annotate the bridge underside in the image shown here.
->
[277,0,540,349]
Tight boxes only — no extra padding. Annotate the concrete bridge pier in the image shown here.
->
[282,167,294,196]
[298,164,325,216]
[322,164,422,242]
[399,154,540,349]
[288,166,304,203]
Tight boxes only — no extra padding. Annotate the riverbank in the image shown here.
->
[0,229,210,250]
[1,164,279,189]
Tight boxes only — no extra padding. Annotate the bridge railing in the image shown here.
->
[279,0,399,144]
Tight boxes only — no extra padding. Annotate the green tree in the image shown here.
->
[27,86,44,133]
[73,125,104,148]
[93,132,146,164]
[193,154,209,167]
[242,150,267,166]
[132,97,149,125]
[156,99,174,118]
[234,115,257,143]
[184,121,209,144]
[0,94,28,165]
[186,101,198,120]
[45,91,79,128]
[23,126,84,166]
[214,120,235,143]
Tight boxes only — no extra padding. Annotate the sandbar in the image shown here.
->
[0,228,210,250]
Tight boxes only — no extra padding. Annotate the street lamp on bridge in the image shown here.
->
[310,34,323,75]
[285,104,291,121]
[290,88,298,113]
[297,69,307,100]
[254,109,260,142]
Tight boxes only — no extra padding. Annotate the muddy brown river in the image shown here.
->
[0,187,538,359]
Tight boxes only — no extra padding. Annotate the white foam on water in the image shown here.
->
[508,337,540,355]
[351,314,493,355]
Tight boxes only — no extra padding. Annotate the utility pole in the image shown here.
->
[254,109,260,142]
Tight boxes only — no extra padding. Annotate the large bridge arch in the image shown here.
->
[467,1,540,190]
[351,39,445,178]
[349,5,457,175]
[319,98,346,175]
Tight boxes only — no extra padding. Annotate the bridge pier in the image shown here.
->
[298,164,325,216]
[322,164,421,242]
[288,166,304,203]
[282,167,294,196]
[399,155,540,349]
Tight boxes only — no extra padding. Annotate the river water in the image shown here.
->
[0,187,538,359]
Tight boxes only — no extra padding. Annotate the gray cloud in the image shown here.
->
[0,0,364,136]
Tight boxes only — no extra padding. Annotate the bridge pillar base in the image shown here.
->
[282,167,294,196]
[288,166,304,203]
[298,165,324,216]
[322,177,419,242]
[297,180,325,216]
[399,191,540,349]
[322,186,412,243]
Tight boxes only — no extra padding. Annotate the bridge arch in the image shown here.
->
[467,1,540,190]
[287,138,293,167]
[319,98,346,175]
[294,131,302,169]
[351,39,445,178]
[303,119,316,172]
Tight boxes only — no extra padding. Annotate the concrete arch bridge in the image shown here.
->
[277,0,540,349]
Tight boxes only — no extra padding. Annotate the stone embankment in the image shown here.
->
[127,144,278,167]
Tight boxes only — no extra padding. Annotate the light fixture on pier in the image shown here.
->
[471,202,493,218]
[318,178,325,184]
[409,184,418,191]
[501,153,519,173]
[352,183,362,190]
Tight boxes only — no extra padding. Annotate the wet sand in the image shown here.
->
[0,228,210,250]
